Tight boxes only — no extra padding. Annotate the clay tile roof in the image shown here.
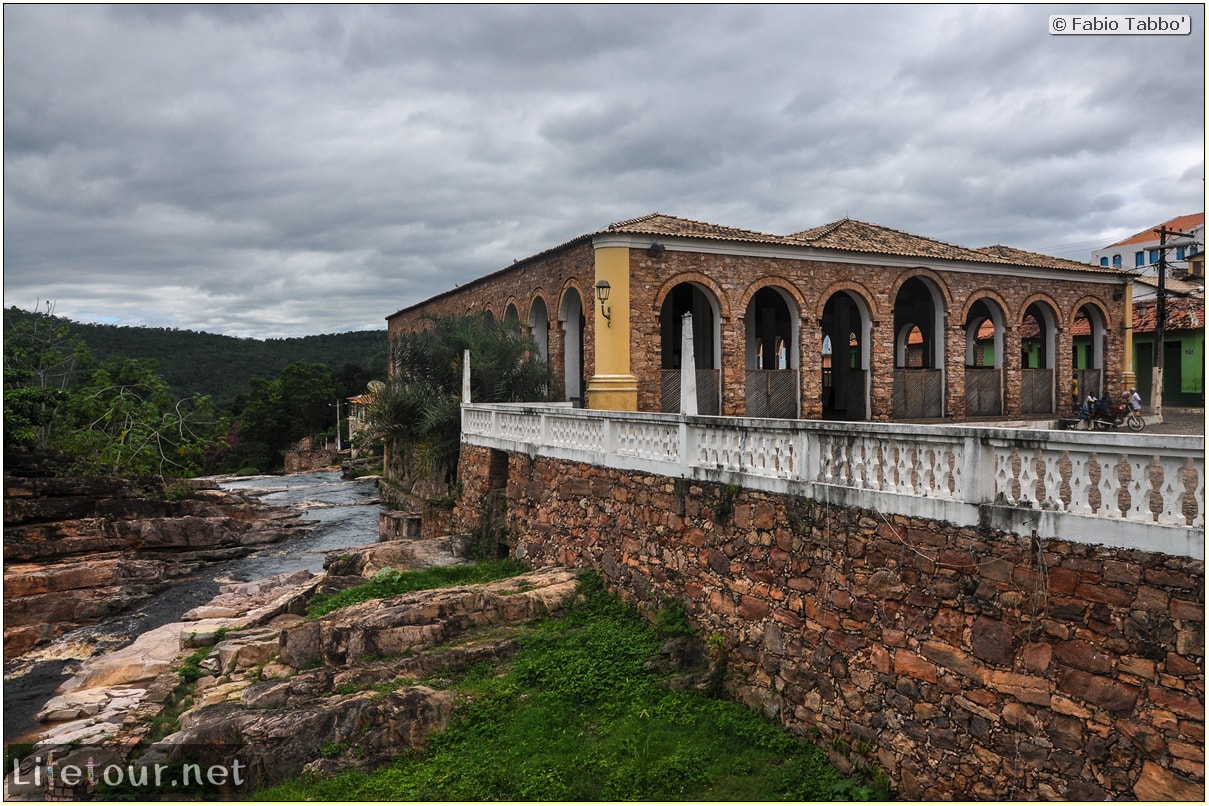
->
[605,212,784,244]
[974,244,1104,273]
[1105,212,1205,249]
[786,218,1000,263]
[1132,296,1205,334]
[1132,274,1204,297]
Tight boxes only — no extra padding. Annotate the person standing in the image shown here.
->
[1070,373,1080,411]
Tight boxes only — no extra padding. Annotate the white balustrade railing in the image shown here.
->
[462,403,1205,559]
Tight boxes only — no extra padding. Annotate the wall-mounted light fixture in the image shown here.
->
[595,279,612,327]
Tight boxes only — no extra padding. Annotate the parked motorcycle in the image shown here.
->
[1077,395,1144,432]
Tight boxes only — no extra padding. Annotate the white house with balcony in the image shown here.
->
[1092,211,1204,281]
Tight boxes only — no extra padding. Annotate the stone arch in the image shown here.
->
[652,271,732,320]
[961,292,1010,368]
[812,280,880,321]
[1070,297,1111,400]
[658,280,723,415]
[890,267,955,312]
[558,284,586,405]
[819,288,873,421]
[527,292,551,365]
[958,288,1012,324]
[743,283,802,418]
[1016,292,1063,330]
[891,271,948,418]
[737,276,808,315]
[962,293,1009,416]
[1068,297,1113,333]
[503,301,521,334]
[1019,295,1060,414]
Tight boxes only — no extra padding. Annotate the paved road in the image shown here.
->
[1143,407,1205,436]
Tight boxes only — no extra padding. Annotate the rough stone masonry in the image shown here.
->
[454,443,1205,801]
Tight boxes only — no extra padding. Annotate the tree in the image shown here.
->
[232,361,341,471]
[48,355,217,476]
[3,302,92,448]
[362,315,547,486]
[55,357,217,477]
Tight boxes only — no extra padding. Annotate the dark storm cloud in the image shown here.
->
[4,4,1204,338]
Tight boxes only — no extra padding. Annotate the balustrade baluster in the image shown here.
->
[1095,452,1119,518]
[1156,455,1188,526]
[460,405,1203,557]
[1067,450,1095,516]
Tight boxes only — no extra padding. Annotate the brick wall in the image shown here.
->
[456,444,1205,800]
[629,248,1121,419]
[390,242,1122,420]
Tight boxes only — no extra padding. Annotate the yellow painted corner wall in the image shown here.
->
[589,246,638,410]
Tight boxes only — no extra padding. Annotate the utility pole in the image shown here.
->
[331,400,344,450]
[1148,226,1199,421]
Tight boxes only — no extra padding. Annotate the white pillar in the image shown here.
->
[680,312,698,416]
[462,349,472,403]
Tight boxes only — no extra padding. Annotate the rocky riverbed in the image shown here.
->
[3,449,314,660]
[4,531,579,800]
[3,465,390,741]
[1,453,585,799]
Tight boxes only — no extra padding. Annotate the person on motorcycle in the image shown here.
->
[1128,388,1142,414]
[1080,394,1096,419]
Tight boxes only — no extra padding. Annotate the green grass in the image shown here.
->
[254,571,890,801]
[306,558,529,618]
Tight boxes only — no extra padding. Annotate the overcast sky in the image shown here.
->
[4,4,1204,339]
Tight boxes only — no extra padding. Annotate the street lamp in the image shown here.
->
[595,280,612,327]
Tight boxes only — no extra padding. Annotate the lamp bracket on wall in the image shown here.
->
[595,280,612,327]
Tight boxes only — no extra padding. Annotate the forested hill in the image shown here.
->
[4,307,387,410]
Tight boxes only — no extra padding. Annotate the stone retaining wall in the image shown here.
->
[283,448,339,473]
[455,444,1205,800]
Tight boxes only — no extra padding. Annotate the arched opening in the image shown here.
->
[503,303,521,337]
[1020,301,1058,414]
[481,310,497,328]
[528,297,550,365]
[744,286,799,418]
[820,290,870,420]
[528,297,550,398]
[559,289,585,407]
[964,298,1005,416]
[893,276,945,418]
[659,282,721,415]
[1071,303,1106,406]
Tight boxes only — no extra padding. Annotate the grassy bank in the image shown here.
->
[253,568,890,801]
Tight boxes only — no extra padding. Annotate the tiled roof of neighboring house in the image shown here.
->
[1104,212,1204,249]
[1132,296,1205,334]
[974,244,1106,273]
[1132,274,1204,297]
[1065,296,1205,337]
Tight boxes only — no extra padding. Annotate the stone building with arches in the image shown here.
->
[385,213,1132,422]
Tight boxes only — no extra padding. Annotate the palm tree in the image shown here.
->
[362,314,547,488]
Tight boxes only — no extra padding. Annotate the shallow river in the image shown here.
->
[3,470,384,742]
